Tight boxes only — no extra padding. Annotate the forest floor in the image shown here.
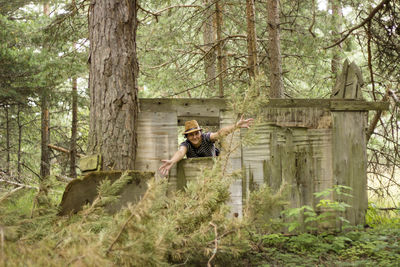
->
[244,223,400,266]
[1,175,400,267]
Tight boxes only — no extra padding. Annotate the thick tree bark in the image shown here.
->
[246,0,258,80]
[203,0,216,91]
[267,0,284,98]
[88,0,139,170]
[69,78,78,178]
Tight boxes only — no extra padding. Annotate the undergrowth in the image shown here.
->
[1,163,400,266]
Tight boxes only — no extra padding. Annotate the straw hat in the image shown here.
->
[183,120,202,135]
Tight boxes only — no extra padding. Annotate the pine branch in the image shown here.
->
[324,0,391,49]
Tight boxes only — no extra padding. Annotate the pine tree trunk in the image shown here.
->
[88,0,139,170]
[69,78,78,178]
[203,0,216,92]
[40,94,50,179]
[5,105,10,174]
[330,0,343,82]
[17,105,22,178]
[246,0,258,80]
[267,0,284,98]
[215,0,224,97]
[40,3,51,179]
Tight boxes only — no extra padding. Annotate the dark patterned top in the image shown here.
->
[180,132,217,158]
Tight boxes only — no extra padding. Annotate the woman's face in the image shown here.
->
[187,131,202,147]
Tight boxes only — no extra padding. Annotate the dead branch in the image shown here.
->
[377,207,400,211]
[56,175,74,183]
[324,0,391,49]
[207,222,218,267]
[366,90,390,142]
[138,4,201,22]
[207,230,236,245]
[388,90,400,107]
[0,179,39,191]
[0,186,24,204]
[48,144,84,157]
[106,210,135,255]
[0,178,62,194]
[308,0,316,37]
[21,162,41,180]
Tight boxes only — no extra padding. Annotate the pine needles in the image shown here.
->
[0,158,290,266]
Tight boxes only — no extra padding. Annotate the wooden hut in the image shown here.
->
[135,97,388,226]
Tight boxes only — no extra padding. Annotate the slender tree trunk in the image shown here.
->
[367,5,376,100]
[5,105,10,174]
[267,0,284,98]
[215,0,224,98]
[17,105,22,178]
[40,94,50,179]
[203,0,216,91]
[88,0,139,170]
[246,0,258,80]
[330,0,343,82]
[40,3,51,179]
[70,77,78,178]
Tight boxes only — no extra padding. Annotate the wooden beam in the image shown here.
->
[264,99,389,111]
[139,98,227,113]
[177,116,220,126]
[266,99,331,108]
[139,98,389,112]
[330,100,389,111]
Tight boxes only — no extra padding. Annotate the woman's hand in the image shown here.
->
[158,146,187,176]
[158,159,174,176]
[236,115,254,129]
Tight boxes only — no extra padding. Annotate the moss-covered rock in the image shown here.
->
[59,170,154,215]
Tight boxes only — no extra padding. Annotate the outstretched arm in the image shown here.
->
[210,115,254,141]
[158,145,188,176]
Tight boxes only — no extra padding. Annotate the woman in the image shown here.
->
[158,115,253,175]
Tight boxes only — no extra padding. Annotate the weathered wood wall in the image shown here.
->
[242,108,334,226]
[135,98,388,225]
[135,99,225,193]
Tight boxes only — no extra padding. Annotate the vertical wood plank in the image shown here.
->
[220,111,243,217]
[332,111,368,226]
[135,110,178,191]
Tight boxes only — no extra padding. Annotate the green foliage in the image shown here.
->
[250,223,400,266]
[2,167,400,266]
[244,183,287,232]
[281,185,353,233]
[0,161,250,266]
[366,202,400,227]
